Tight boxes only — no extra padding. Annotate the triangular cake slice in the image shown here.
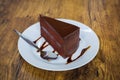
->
[40,15,80,58]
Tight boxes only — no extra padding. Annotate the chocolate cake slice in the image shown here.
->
[40,15,80,58]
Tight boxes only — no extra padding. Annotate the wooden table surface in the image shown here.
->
[0,0,120,80]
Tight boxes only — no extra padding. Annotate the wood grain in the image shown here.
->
[0,0,120,80]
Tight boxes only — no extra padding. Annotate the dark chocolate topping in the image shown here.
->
[41,16,79,38]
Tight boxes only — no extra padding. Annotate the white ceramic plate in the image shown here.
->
[18,19,99,71]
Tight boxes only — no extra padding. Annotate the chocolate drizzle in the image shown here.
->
[37,41,49,52]
[33,36,49,52]
[52,50,56,53]
[67,46,91,64]
[33,37,90,63]
[33,36,42,44]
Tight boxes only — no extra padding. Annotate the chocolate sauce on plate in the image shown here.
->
[33,37,90,63]
[33,36,49,52]
[67,46,91,64]
[37,41,49,52]
[52,50,56,53]
[33,36,42,44]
